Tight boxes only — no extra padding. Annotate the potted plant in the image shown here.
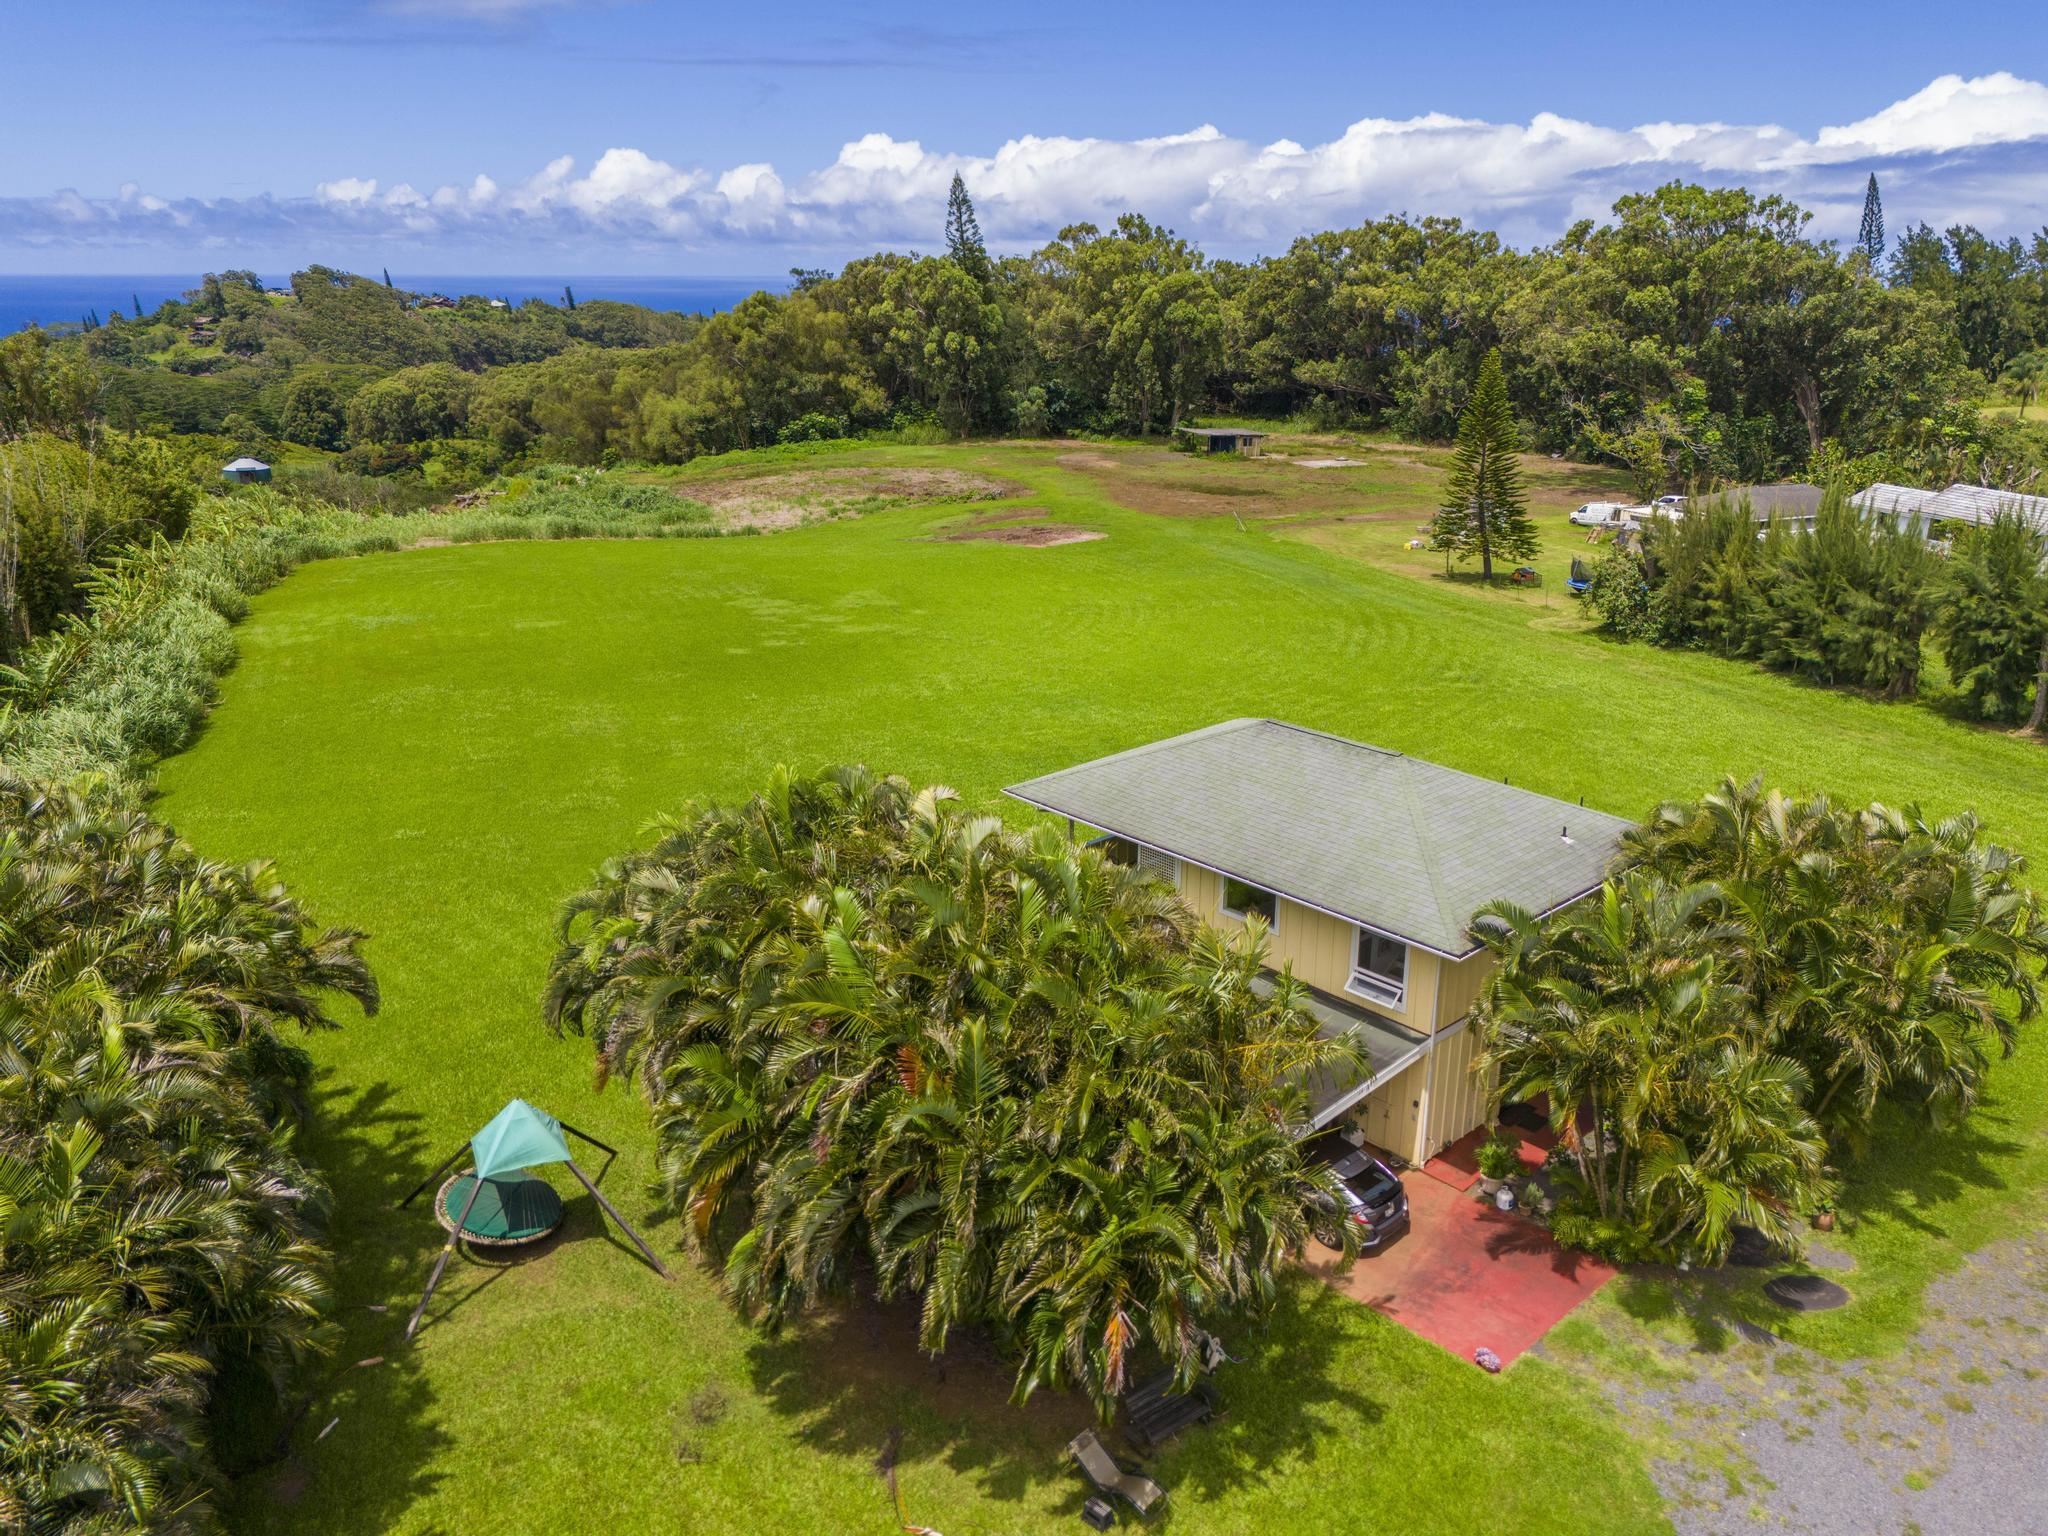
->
[1812,1199,1837,1233]
[1474,1132,1520,1196]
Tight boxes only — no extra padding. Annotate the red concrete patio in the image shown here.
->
[1422,1119,1557,1193]
[1303,1150,1614,1367]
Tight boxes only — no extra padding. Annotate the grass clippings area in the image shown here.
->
[151,432,2048,1536]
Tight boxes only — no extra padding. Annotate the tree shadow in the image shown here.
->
[741,1273,1383,1520]
[224,1072,450,1533]
[1835,1098,2025,1242]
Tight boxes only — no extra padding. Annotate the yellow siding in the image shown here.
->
[1177,863,1440,1034]
[1348,1057,1426,1162]
[1415,1022,1495,1161]
[1433,950,1494,1030]
[1174,855,1497,1163]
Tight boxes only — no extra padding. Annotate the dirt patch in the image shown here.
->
[1287,457,1366,469]
[676,466,1022,532]
[945,524,1104,547]
[933,509,1104,547]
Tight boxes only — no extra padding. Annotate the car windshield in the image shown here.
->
[1347,1164,1400,1206]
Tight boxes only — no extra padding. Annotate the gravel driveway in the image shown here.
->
[1548,1230,2048,1536]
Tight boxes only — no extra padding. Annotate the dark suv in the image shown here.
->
[1304,1131,1410,1252]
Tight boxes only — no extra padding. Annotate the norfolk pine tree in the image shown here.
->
[1430,349,1537,580]
[945,173,992,284]
[1857,174,1885,269]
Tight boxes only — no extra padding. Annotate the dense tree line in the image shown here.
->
[1474,777,2048,1264]
[0,773,378,1534]
[25,182,2048,496]
[543,765,1363,1412]
[1585,493,2048,728]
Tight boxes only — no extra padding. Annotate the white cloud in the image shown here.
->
[315,176,380,205]
[6,73,2045,264]
[1813,72,2048,158]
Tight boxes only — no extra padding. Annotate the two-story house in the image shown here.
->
[1006,719,1633,1167]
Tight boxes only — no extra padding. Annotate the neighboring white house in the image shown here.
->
[1850,482,2048,542]
[1918,483,2048,539]
[1849,482,1941,526]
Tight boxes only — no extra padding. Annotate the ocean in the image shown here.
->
[0,274,789,335]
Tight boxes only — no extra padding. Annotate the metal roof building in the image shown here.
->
[1920,483,2048,536]
[1850,482,1941,523]
[1695,482,1827,526]
[1006,719,1633,959]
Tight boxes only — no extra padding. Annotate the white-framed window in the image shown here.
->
[1349,929,1407,1007]
[1220,875,1279,928]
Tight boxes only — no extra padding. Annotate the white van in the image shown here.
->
[1569,501,1629,527]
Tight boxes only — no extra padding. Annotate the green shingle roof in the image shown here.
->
[1006,719,1635,956]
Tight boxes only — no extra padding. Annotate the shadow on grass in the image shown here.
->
[226,1073,451,1532]
[1836,1098,2025,1243]
[740,1272,1383,1523]
[1608,1269,1781,1357]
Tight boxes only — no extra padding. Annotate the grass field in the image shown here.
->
[152,436,2048,1535]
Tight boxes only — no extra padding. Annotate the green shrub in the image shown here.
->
[1474,1131,1522,1181]
[0,773,377,1533]
[1582,545,1658,638]
[545,765,1367,1415]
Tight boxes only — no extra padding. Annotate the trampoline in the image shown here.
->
[434,1170,565,1248]
[401,1099,670,1341]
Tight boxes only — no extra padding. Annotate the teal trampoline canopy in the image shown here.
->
[469,1099,572,1179]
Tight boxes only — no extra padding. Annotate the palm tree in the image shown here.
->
[1,771,377,1533]
[1625,776,2048,1150]
[2000,349,2048,418]
[545,765,1360,1414]
[1472,871,1830,1262]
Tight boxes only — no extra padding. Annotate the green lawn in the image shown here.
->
[153,439,2048,1534]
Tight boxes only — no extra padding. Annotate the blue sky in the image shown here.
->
[5,0,2045,272]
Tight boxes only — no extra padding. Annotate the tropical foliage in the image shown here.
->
[28,183,2048,490]
[1472,777,2048,1264]
[1933,512,2048,727]
[543,765,1361,1414]
[0,772,378,1534]
[1587,488,2048,728]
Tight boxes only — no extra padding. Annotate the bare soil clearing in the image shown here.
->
[928,508,1105,546]
[943,523,1105,547]
[663,466,1022,531]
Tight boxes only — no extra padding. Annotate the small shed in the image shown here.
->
[221,457,271,485]
[1177,427,1268,458]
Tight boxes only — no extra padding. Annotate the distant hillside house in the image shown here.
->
[221,457,271,485]
[1177,426,1268,457]
[1007,719,1633,1163]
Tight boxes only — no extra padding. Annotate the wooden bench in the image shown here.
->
[1122,1369,1216,1451]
